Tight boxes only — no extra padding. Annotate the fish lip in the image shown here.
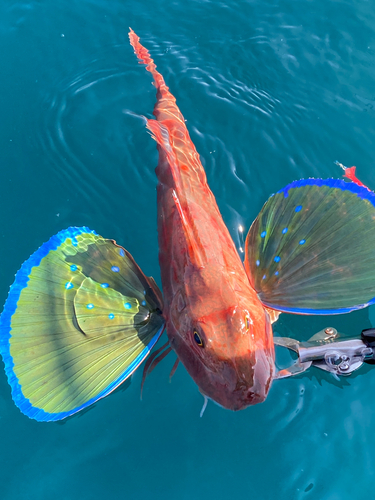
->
[201,380,268,411]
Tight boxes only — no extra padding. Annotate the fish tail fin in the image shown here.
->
[245,178,375,314]
[128,28,184,124]
[129,29,208,190]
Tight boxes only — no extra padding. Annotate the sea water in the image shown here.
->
[0,1,375,498]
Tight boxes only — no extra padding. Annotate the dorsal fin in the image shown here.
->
[171,190,206,269]
[146,119,207,268]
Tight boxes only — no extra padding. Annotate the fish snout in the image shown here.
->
[205,358,259,410]
[218,359,239,391]
[209,353,271,411]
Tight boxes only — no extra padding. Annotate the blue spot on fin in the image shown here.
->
[245,178,375,314]
[0,226,165,421]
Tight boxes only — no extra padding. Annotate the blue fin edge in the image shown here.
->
[36,326,163,422]
[0,226,165,422]
[260,299,375,315]
[276,177,375,205]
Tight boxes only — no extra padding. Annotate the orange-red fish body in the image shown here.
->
[130,30,274,410]
[3,30,375,425]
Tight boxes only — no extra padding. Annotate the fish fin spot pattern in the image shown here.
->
[0,227,165,421]
[245,178,375,314]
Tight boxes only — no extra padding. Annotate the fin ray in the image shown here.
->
[0,227,165,421]
[245,179,375,314]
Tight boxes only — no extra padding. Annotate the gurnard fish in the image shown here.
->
[2,32,375,421]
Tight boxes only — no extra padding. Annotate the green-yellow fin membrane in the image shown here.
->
[0,227,164,421]
[245,179,375,314]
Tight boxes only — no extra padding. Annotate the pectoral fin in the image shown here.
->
[0,227,164,421]
[245,178,375,314]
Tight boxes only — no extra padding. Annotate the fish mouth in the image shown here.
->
[197,371,262,411]
[199,387,266,412]
[168,327,274,410]
[211,386,267,411]
[199,391,260,412]
[197,353,274,411]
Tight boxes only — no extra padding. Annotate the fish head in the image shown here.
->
[168,282,275,411]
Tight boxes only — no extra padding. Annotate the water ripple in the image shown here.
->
[35,48,160,238]
[4,3,375,497]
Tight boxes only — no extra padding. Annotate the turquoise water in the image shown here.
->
[1,1,375,498]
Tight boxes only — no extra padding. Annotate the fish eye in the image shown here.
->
[193,330,204,347]
[245,316,250,331]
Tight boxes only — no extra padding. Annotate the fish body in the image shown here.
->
[2,31,375,422]
[129,30,275,410]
